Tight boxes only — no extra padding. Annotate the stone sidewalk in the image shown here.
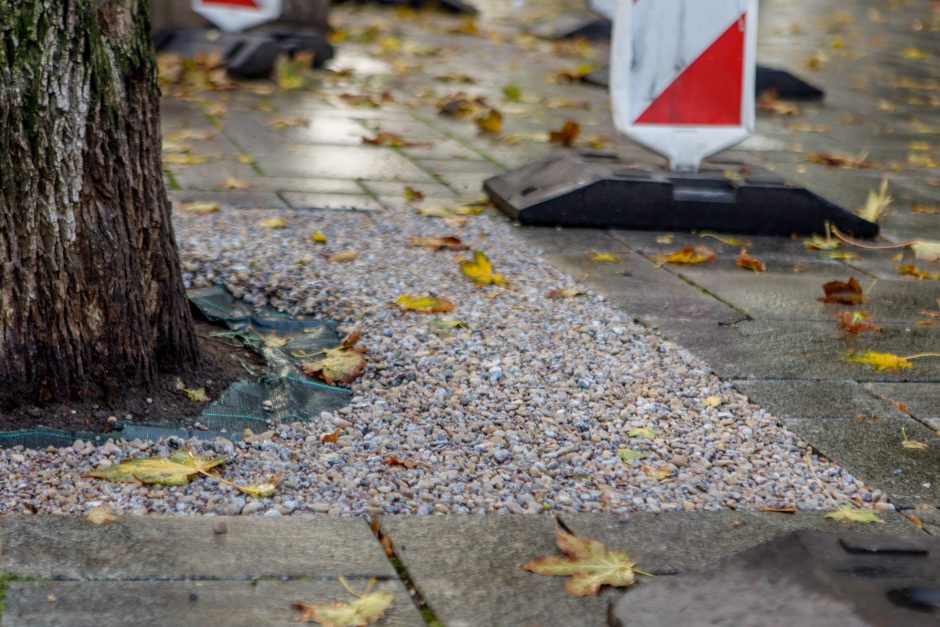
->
[0,512,922,626]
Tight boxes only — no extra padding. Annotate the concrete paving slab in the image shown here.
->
[243,176,365,195]
[782,416,940,507]
[864,382,940,429]
[279,192,383,212]
[560,511,919,575]
[2,579,423,627]
[675,270,935,323]
[0,517,396,581]
[256,145,434,182]
[732,379,908,420]
[648,319,940,382]
[380,514,621,627]
[361,179,459,199]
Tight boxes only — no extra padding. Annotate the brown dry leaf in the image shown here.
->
[395,294,455,313]
[806,152,874,169]
[837,311,881,334]
[912,204,940,214]
[820,278,864,304]
[179,201,221,215]
[326,251,358,263]
[385,455,418,469]
[460,250,506,286]
[548,120,581,147]
[759,506,797,514]
[652,245,716,266]
[292,579,394,627]
[736,249,766,273]
[321,428,341,444]
[757,91,801,115]
[475,108,503,134]
[270,116,309,130]
[362,131,430,148]
[845,351,914,372]
[547,288,585,299]
[408,236,469,251]
[86,505,117,525]
[300,330,366,386]
[220,176,254,190]
[521,528,640,597]
[905,513,926,530]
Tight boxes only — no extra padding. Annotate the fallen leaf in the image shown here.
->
[825,251,860,260]
[270,116,309,130]
[656,234,675,244]
[820,278,864,304]
[311,232,328,244]
[837,311,881,334]
[403,186,425,202]
[237,154,256,165]
[806,152,874,169]
[163,154,208,166]
[275,52,308,90]
[757,90,801,115]
[475,108,503,134]
[326,251,358,263]
[804,232,841,251]
[236,474,282,498]
[547,288,584,299]
[460,251,506,286]
[431,318,466,336]
[588,252,623,263]
[898,264,940,280]
[905,513,925,530]
[408,236,469,251]
[617,449,647,462]
[826,505,884,524]
[703,396,722,408]
[548,120,581,147]
[86,505,117,525]
[652,245,716,266]
[292,579,394,627]
[503,83,522,102]
[258,217,289,229]
[362,131,430,148]
[901,427,929,450]
[912,204,940,214]
[179,201,221,215]
[395,294,455,313]
[384,455,418,469]
[321,428,341,444]
[300,330,366,386]
[642,465,673,481]
[903,46,929,61]
[736,249,766,273]
[845,351,914,372]
[220,176,254,190]
[759,506,797,514]
[628,427,655,439]
[175,378,209,402]
[84,450,226,486]
[911,240,940,262]
[521,529,640,597]
[857,178,891,223]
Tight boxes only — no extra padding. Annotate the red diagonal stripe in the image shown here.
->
[636,14,746,126]
[203,0,260,7]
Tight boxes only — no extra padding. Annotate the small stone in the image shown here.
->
[212,521,228,535]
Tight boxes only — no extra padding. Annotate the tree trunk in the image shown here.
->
[0,0,200,409]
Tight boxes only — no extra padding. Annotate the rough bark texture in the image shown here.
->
[0,0,199,409]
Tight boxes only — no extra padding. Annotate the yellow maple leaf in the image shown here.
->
[521,529,642,597]
[588,251,623,263]
[175,378,209,402]
[856,178,891,223]
[86,505,117,525]
[460,251,506,286]
[652,245,716,266]
[84,450,226,486]
[311,232,328,244]
[628,427,655,439]
[258,217,288,229]
[163,154,208,166]
[179,201,221,215]
[901,427,929,451]
[236,474,283,498]
[825,505,884,524]
[475,108,503,134]
[220,176,254,190]
[293,579,394,627]
[395,294,455,313]
[703,396,722,408]
[845,351,914,372]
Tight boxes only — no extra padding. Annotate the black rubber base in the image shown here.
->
[154,27,334,80]
[484,153,878,238]
[582,65,825,101]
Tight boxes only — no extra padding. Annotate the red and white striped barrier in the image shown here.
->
[611,0,758,172]
[192,0,283,32]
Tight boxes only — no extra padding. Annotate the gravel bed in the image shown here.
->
[0,206,881,516]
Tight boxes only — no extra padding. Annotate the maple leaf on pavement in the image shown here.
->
[845,351,914,372]
[548,120,581,147]
[293,578,394,626]
[825,505,884,524]
[820,278,864,304]
[652,245,715,266]
[521,529,642,597]
[300,329,367,385]
[736,249,766,272]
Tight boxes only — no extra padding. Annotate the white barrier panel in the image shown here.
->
[589,0,614,20]
[192,0,283,33]
[611,0,757,172]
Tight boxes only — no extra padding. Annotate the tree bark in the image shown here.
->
[0,0,199,409]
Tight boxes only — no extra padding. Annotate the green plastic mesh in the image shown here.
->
[0,286,351,449]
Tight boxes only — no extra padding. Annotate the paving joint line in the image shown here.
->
[406,109,510,170]
[373,518,443,627]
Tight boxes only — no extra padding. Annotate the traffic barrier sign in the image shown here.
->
[611,0,757,172]
[192,0,283,33]
[484,0,876,238]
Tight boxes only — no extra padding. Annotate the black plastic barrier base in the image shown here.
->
[582,65,825,101]
[154,27,334,80]
[484,152,878,238]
